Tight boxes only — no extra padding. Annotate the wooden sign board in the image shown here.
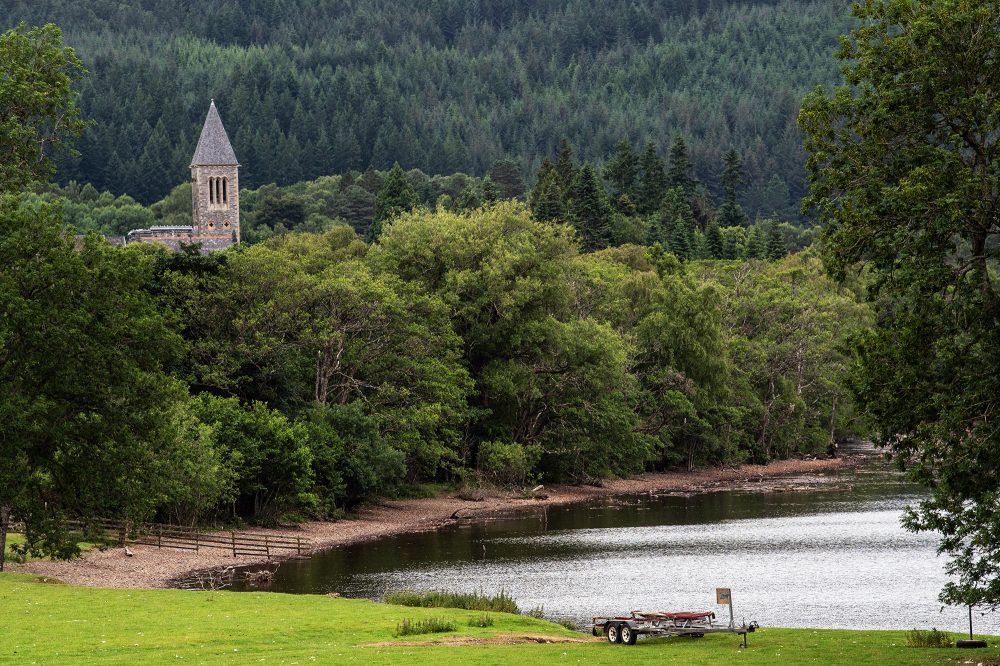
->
[716,588,732,605]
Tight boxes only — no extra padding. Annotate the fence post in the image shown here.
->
[231,531,236,558]
[265,536,270,559]
[157,524,162,549]
[195,531,199,552]
[296,537,302,555]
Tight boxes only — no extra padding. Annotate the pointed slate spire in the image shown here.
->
[190,99,239,166]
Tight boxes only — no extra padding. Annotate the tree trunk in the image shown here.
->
[0,504,11,572]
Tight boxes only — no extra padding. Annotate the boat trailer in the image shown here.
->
[592,588,759,647]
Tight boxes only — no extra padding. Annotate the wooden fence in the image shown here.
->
[68,519,309,558]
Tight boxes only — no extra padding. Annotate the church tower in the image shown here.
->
[190,100,240,244]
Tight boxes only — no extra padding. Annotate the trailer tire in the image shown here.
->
[621,624,638,645]
[606,623,621,644]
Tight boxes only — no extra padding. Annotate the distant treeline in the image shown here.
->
[28,135,817,260]
[2,0,852,216]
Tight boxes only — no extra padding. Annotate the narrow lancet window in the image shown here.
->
[209,177,214,204]
[222,177,227,203]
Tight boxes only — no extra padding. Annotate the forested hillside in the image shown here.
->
[2,0,851,216]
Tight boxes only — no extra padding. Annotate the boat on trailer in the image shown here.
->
[592,588,759,647]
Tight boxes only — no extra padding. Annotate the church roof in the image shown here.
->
[190,100,239,167]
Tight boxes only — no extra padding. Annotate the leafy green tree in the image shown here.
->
[370,162,417,240]
[667,136,696,194]
[566,163,614,251]
[800,0,1000,608]
[635,140,668,215]
[256,190,306,230]
[604,139,639,206]
[190,394,313,521]
[0,200,191,569]
[0,23,86,193]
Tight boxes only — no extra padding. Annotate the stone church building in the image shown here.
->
[124,100,240,251]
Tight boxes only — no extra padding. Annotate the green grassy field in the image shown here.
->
[2,572,997,665]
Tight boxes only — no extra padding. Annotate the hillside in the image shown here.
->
[2,0,852,214]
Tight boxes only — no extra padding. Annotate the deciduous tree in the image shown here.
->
[800,0,1000,607]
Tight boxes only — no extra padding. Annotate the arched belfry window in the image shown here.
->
[209,177,214,204]
[222,177,228,204]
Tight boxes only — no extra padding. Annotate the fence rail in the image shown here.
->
[67,519,309,558]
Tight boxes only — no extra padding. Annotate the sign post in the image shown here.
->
[716,587,734,629]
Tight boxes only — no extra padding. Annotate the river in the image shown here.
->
[231,460,999,634]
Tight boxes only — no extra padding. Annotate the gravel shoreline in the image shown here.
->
[14,453,871,589]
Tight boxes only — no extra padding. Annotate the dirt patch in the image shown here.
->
[13,452,872,590]
[366,633,601,647]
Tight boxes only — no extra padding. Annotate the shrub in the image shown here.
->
[524,605,546,619]
[477,440,540,487]
[905,628,952,648]
[558,618,578,631]
[468,614,494,627]
[395,617,455,636]
[384,589,519,614]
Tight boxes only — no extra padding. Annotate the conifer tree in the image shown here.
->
[704,221,724,259]
[482,174,501,203]
[721,146,745,204]
[744,224,766,259]
[529,160,564,222]
[654,187,695,245]
[604,139,639,206]
[371,162,416,240]
[717,146,749,227]
[764,221,786,260]
[616,193,637,218]
[566,163,613,251]
[636,140,668,215]
[717,201,749,228]
[667,136,696,194]
[667,215,693,260]
[555,138,577,194]
[487,159,526,199]
[137,119,174,202]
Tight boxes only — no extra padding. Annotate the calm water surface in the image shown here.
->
[234,462,999,633]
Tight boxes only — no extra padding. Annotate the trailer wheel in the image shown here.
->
[621,625,638,645]
[606,623,621,644]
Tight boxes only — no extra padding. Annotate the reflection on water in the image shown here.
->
[231,463,999,633]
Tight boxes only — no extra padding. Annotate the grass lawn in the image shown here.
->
[2,572,998,665]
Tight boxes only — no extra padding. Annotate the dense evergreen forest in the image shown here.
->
[2,0,851,218]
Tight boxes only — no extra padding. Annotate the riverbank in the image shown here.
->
[13,452,871,589]
[2,571,994,665]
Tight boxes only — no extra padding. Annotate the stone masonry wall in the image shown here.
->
[191,164,240,242]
